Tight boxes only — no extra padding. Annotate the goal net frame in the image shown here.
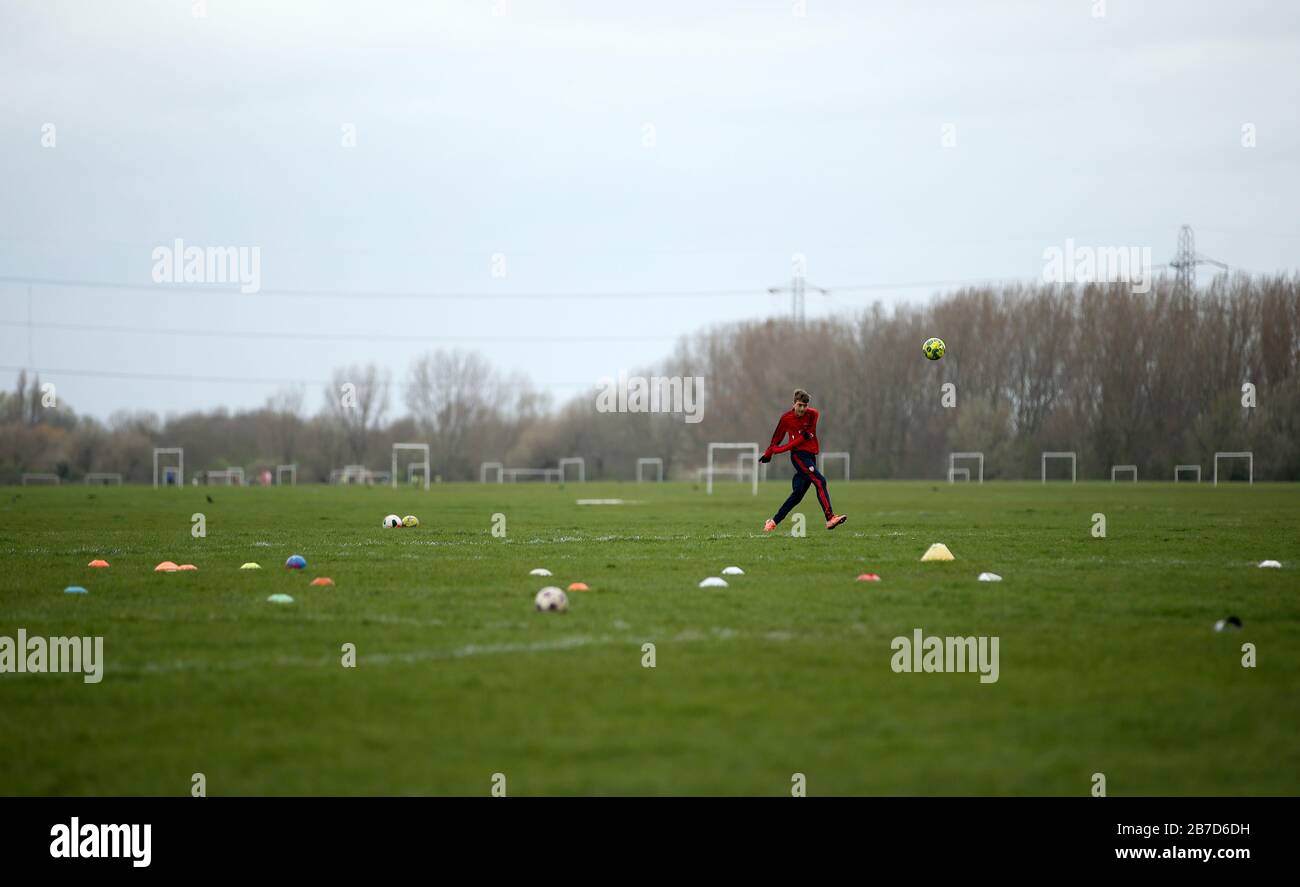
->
[949,451,984,483]
[276,464,297,486]
[1110,465,1137,482]
[1213,452,1252,486]
[706,443,759,496]
[85,473,123,486]
[636,457,664,482]
[821,451,850,481]
[392,443,430,490]
[736,451,768,483]
[153,447,184,488]
[1041,451,1077,483]
[336,464,378,485]
[558,457,586,483]
[206,468,245,486]
[504,468,562,483]
[1174,464,1201,483]
[480,461,503,483]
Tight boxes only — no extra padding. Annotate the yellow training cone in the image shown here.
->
[921,543,955,562]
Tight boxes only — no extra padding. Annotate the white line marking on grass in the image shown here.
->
[113,627,777,676]
[3,612,445,629]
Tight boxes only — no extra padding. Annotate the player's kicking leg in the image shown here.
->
[792,451,846,530]
[765,465,810,531]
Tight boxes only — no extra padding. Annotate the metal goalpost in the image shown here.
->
[949,452,984,483]
[558,457,586,483]
[392,443,430,490]
[821,451,850,481]
[706,443,759,496]
[1041,451,1077,483]
[503,468,561,482]
[1110,465,1137,482]
[1213,452,1253,486]
[636,457,664,482]
[1174,465,1201,483]
[736,450,768,484]
[206,468,245,486]
[153,447,184,488]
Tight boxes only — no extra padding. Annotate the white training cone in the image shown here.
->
[978,572,1002,582]
[721,566,744,576]
[529,568,553,577]
[921,543,955,562]
[1258,560,1281,569]
[698,577,729,588]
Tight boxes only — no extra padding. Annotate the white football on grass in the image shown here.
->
[534,587,569,612]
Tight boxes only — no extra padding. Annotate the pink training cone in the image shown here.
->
[87,559,109,568]
[154,561,179,572]
[856,573,881,582]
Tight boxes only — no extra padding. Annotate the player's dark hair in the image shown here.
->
[793,389,811,404]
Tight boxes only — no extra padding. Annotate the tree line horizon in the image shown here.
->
[2,273,1297,483]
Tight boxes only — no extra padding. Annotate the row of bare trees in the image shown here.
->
[2,274,1297,483]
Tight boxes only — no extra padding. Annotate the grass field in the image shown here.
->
[1,480,1297,796]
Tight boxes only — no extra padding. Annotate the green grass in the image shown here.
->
[1,480,1297,796]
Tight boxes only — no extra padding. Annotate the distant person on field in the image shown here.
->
[761,389,847,532]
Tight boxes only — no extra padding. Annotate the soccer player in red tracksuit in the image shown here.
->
[761,389,847,531]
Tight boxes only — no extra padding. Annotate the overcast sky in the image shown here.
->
[2,0,1297,420]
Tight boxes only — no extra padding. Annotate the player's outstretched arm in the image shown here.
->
[762,415,788,461]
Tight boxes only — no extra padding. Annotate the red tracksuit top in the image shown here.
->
[767,407,820,456]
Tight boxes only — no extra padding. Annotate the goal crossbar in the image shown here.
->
[736,451,769,483]
[821,451,850,481]
[152,447,184,488]
[504,468,562,482]
[636,457,664,482]
[706,443,759,495]
[1213,452,1252,487]
[1111,465,1137,482]
[949,451,984,483]
[206,468,245,486]
[558,457,586,483]
[392,443,430,490]
[1041,451,1077,483]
